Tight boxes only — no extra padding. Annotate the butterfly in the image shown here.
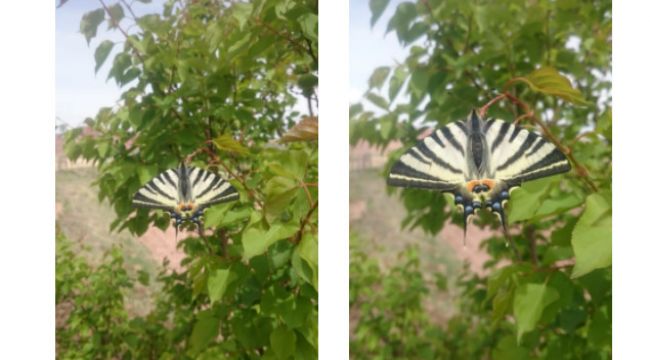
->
[132,163,240,236]
[387,109,571,238]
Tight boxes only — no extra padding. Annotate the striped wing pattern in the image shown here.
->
[387,110,571,236]
[132,168,180,211]
[133,165,239,222]
[484,119,570,186]
[186,166,240,208]
[387,121,469,191]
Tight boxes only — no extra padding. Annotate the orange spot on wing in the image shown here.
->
[481,179,496,190]
[466,179,481,192]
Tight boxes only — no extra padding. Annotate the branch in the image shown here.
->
[524,225,538,268]
[294,200,318,244]
[218,228,229,259]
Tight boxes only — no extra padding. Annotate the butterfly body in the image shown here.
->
[133,163,239,234]
[388,110,571,236]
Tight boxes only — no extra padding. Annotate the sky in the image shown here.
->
[349,0,409,104]
[55,0,164,127]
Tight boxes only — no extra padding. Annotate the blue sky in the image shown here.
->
[349,0,409,103]
[56,1,163,127]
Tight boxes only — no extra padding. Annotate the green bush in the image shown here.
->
[56,232,133,359]
[350,0,611,358]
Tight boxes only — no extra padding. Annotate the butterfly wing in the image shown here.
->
[387,121,469,191]
[132,168,180,211]
[187,166,240,210]
[387,113,572,238]
[483,119,571,226]
[485,119,571,186]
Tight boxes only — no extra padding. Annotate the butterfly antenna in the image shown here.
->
[174,221,179,242]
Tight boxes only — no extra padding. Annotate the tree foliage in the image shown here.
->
[60,0,318,358]
[350,0,611,358]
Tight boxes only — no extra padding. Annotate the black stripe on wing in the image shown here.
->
[193,172,240,209]
[490,121,510,153]
[199,185,240,207]
[132,192,176,210]
[412,142,463,175]
[440,126,465,156]
[505,147,571,186]
[387,160,457,191]
[133,169,179,210]
[495,132,538,172]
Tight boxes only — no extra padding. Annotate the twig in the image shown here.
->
[299,181,314,208]
[218,229,229,259]
[524,225,538,268]
[294,200,318,244]
[514,112,533,125]
[119,0,138,20]
[478,94,506,117]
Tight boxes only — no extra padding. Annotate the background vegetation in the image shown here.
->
[57,0,318,358]
[350,0,611,358]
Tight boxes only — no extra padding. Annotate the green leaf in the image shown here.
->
[232,2,253,30]
[293,233,318,287]
[298,13,318,43]
[370,0,390,27]
[273,150,309,180]
[270,325,296,359]
[368,66,391,90]
[597,108,612,142]
[571,192,612,278]
[214,134,250,155]
[365,92,389,110]
[221,206,251,227]
[189,313,219,355]
[96,141,110,158]
[491,335,530,360]
[207,267,230,304]
[492,287,514,324]
[94,40,114,73]
[265,188,299,221]
[534,192,584,218]
[507,177,552,223]
[513,283,559,343]
[203,202,235,229]
[107,4,124,29]
[379,114,395,140]
[298,74,318,94]
[386,2,418,42]
[515,67,589,105]
[80,9,105,44]
[388,65,407,102]
[242,223,300,260]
